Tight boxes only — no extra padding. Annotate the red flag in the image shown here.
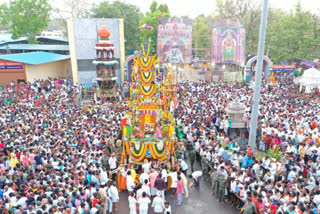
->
[161,10,164,16]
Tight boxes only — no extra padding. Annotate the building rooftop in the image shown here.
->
[0,34,68,46]
[0,44,69,51]
[0,51,70,65]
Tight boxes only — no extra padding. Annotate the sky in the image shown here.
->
[118,0,320,18]
[3,0,320,19]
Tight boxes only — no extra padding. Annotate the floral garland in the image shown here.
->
[135,56,156,71]
[139,85,156,98]
[132,143,147,162]
[140,71,154,86]
[149,144,166,161]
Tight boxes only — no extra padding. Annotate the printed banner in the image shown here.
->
[211,19,246,64]
[0,62,23,70]
[272,65,296,71]
[157,18,193,63]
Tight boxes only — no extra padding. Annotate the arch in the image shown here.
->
[245,55,273,82]
[125,54,136,82]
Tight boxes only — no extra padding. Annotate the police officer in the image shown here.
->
[210,168,219,195]
[217,174,226,203]
[201,154,209,180]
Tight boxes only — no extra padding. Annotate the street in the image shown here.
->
[116,160,238,214]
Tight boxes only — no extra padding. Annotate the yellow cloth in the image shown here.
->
[123,126,127,136]
[145,114,151,124]
[10,153,19,168]
[169,126,174,136]
[181,173,187,186]
[299,147,306,158]
[131,169,137,183]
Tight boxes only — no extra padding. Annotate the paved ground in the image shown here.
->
[179,69,206,82]
[116,160,238,214]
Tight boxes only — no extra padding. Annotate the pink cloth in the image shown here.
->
[153,127,162,138]
[149,172,158,188]
[176,180,183,194]
[75,199,81,207]
[29,154,35,164]
[21,154,30,167]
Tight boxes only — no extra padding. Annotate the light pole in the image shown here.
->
[248,0,269,155]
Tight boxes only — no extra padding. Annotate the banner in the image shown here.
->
[0,62,23,70]
[157,18,192,63]
[272,65,295,71]
[211,19,246,64]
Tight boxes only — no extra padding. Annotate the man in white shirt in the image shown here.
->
[161,166,168,183]
[100,168,109,184]
[142,160,151,173]
[287,168,297,182]
[313,190,320,204]
[190,171,202,187]
[179,159,189,176]
[108,153,117,181]
[126,170,135,193]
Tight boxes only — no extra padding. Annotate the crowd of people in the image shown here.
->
[173,73,320,214]
[0,79,126,213]
[0,72,319,214]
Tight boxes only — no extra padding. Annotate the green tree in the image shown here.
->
[266,3,320,63]
[91,1,143,55]
[139,1,170,54]
[192,15,211,59]
[0,0,52,44]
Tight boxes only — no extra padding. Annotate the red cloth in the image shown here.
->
[270,205,276,214]
[121,118,127,126]
[92,198,99,207]
[247,150,253,156]
[311,121,317,129]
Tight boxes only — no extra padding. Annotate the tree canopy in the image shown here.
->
[0,0,52,44]
[265,3,320,63]
[192,15,212,59]
[91,1,143,55]
[139,1,170,54]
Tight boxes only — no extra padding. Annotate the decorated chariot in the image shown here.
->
[120,25,177,171]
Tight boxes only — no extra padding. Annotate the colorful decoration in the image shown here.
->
[139,23,154,31]
[93,20,119,99]
[98,27,111,39]
[157,18,193,63]
[211,19,246,64]
[121,24,176,165]
[245,55,273,82]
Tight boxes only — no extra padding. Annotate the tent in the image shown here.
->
[297,68,320,93]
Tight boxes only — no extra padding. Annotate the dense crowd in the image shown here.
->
[0,73,319,214]
[173,73,320,214]
[0,79,126,214]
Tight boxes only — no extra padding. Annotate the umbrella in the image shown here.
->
[138,23,154,31]
[139,23,154,41]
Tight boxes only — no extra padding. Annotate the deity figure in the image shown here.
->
[165,47,184,63]
[222,32,236,62]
